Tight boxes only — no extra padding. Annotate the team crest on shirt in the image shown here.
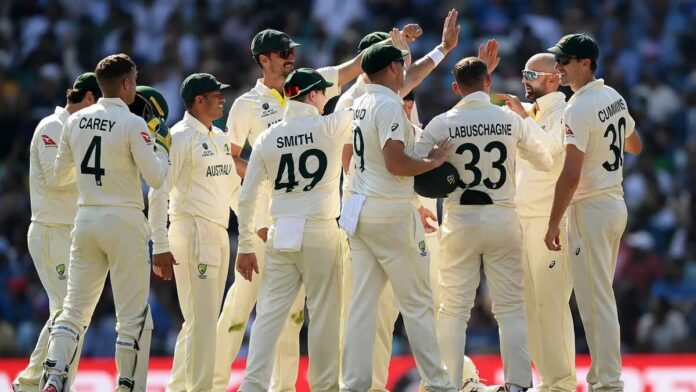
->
[139,132,153,145]
[41,135,58,147]
[197,263,208,279]
[56,264,66,280]
[201,142,215,157]
[418,240,428,257]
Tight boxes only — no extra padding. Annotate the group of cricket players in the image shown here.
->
[14,7,643,392]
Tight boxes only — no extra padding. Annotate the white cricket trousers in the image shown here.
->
[240,219,343,392]
[568,195,626,391]
[213,235,306,392]
[14,222,85,391]
[342,197,455,392]
[520,216,575,392]
[437,205,532,389]
[47,206,151,382]
[167,216,230,392]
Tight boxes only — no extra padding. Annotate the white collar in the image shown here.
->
[183,111,212,135]
[284,100,320,119]
[454,91,490,108]
[365,83,403,104]
[534,91,566,114]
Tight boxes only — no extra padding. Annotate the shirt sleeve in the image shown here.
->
[129,115,169,189]
[51,118,77,188]
[148,130,188,254]
[522,116,564,156]
[563,105,589,152]
[516,114,553,172]
[324,109,353,144]
[227,97,252,148]
[317,66,341,99]
[39,120,75,189]
[413,115,442,158]
[375,101,409,150]
[237,146,268,253]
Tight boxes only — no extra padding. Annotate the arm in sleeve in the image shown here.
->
[130,116,169,189]
[317,66,342,99]
[413,116,442,158]
[563,105,590,152]
[51,120,77,188]
[237,147,268,253]
[40,121,75,189]
[148,131,187,254]
[522,116,564,156]
[375,101,409,150]
[227,98,253,148]
[324,109,353,144]
[516,115,553,172]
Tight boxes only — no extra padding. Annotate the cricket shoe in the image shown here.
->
[41,375,63,392]
[460,379,505,392]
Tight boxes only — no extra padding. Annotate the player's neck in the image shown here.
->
[571,74,596,92]
[261,73,286,96]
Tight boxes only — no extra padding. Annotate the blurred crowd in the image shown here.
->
[0,0,695,358]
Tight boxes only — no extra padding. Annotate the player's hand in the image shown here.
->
[478,39,500,75]
[148,117,171,155]
[389,28,412,67]
[440,9,461,53]
[544,225,562,251]
[496,93,528,118]
[153,251,178,280]
[402,23,422,42]
[257,227,268,243]
[418,206,438,233]
[427,138,454,166]
[236,253,259,281]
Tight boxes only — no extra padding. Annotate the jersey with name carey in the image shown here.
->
[415,91,552,210]
[563,79,635,202]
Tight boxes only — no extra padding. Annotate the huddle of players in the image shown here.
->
[15,7,643,392]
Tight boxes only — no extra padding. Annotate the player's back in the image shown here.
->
[349,85,415,199]
[419,91,551,210]
[255,100,352,220]
[62,97,167,210]
[563,79,635,201]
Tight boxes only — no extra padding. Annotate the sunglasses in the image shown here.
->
[554,54,578,65]
[522,70,559,81]
[277,47,295,59]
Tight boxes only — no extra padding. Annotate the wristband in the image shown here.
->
[427,47,445,66]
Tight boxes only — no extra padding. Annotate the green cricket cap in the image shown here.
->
[180,73,230,102]
[251,29,300,56]
[547,33,600,61]
[360,43,409,74]
[284,68,334,98]
[73,72,101,98]
[358,31,389,53]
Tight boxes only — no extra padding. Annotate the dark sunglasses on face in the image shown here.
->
[522,70,558,81]
[277,47,295,59]
[554,54,578,65]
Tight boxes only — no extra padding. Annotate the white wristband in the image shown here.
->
[427,47,445,66]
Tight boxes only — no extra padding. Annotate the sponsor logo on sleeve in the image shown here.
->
[41,135,58,147]
[391,123,399,132]
[140,132,153,145]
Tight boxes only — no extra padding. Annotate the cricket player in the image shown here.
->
[544,34,642,392]
[340,43,455,392]
[415,57,554,392]
[234,68,351,392]
[148,73,241,392]
[497,53,576,392]
[214,28,364,392]
[41,53,170,392]
[13,73,101,392]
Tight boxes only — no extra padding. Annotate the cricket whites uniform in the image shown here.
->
[44,97,169,392]
[415,91,553,390]
[562,79,635,391]
[214,67,339,392]
[15,107,83,392]
[341,84,454,392]
[335,75,400,392]
[149,112,241,392]
[515,92,576,391]
[238,100,352,392]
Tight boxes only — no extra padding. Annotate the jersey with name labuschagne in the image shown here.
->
[149,112,241,254]
[227,66,340,148]
[236,100,352,253]
[348,84,415,199]
[515,91,566,217]
[415,91,552,210]
[29,106,78,225]
[563,79,635,202]
[53,97,169,209]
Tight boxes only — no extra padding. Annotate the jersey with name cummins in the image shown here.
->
[415,91,552,210]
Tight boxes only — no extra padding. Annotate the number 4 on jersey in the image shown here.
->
[81,136,105,186]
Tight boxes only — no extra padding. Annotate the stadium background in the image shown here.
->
[0,0,695,390]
